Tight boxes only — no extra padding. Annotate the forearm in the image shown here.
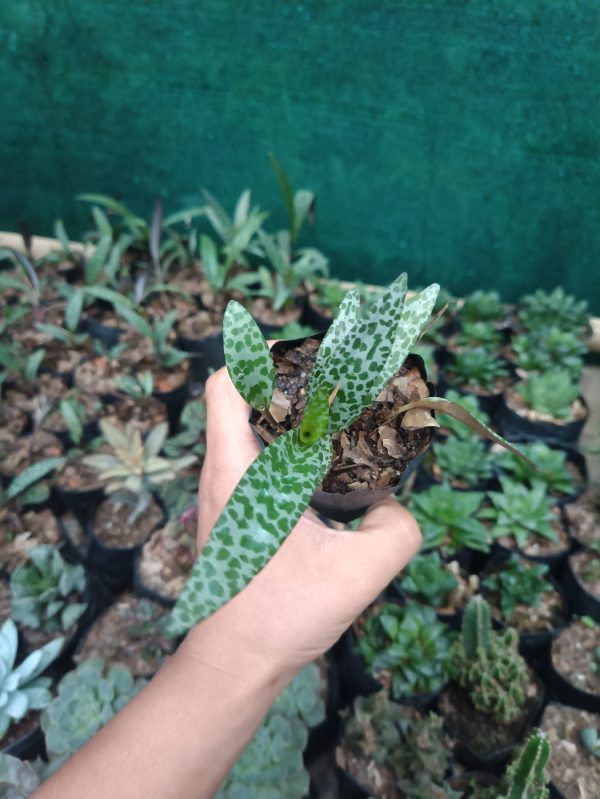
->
[34,616,289,799]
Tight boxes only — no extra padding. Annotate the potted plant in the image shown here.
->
[439,597,544,769]
[515,287,589,339]
[540,704,599,799]
[545,616,600,712]
[166,274,527,636]
[561,540,600,622]
[418,433,496,491]
[439,346,512,415]
[134,517,197,608]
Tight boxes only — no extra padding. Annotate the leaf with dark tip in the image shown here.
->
[223,301,275,411]
[167,430,332,634]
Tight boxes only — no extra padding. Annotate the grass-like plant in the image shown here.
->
[167,274,527,636]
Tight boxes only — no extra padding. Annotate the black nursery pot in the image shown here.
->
[132,548,176,609]
[544,630,600,713]
[53,483,105,521]
[300,295,333,332]
[491,533,572,578]
[494,392,589,446]
[82,317,126,348]
[334,768,371,799]
[153,379,189,433]
[436,367,508,417]
[560,554,600,623]
[176,330,225,384]
[2,725,46,761]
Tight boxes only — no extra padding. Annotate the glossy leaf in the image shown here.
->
[167,430,332,635]
[8,457,66,499]
[223,301,275,411]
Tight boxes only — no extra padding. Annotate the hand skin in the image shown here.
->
[34,367,421,799]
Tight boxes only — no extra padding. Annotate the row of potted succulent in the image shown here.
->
[0,181,597,798]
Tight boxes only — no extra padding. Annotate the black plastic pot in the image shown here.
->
[544,630,600,712]
[52,482,105,521]
[301,296,333,332]
[303,653,343,768]
[549,783,566,799]
[414,452,500,494]
[2,724,46,761]
[560,553,600,622]
[495,391,589,445]
[153,378,189,433]
[132,548,176,609]
[334,768,371,799]
[176,330,225,384]
[491,537,572,578]
[82,316,126,348]
[42,418,100,449]
[436,367,509,417]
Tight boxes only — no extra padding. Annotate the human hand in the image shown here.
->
[187,366,422,683]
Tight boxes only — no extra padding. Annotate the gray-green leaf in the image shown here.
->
[223,301,275,411]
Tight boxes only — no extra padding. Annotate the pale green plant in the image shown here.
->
[515,370,580,421]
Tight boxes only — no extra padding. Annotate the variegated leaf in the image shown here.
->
[325,273,409,432]
[223,301,275,411]
[167,430,332,635]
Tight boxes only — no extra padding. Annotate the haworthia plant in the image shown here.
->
[168,274,527,636]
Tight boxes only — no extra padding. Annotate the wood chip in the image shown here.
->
[379,424,404,458]
[269,388,291,423]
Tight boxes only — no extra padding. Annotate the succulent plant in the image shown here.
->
[510,328,586,379]
[438,389,491,438]
[357,602,455,699]
[504,728,550,799]
[447,347,510,392]
[168,274,526,636]
[482,556,553,623]
[517,287,589,337]
[339,692,459,799]
[215,664,325,799]
[10,545,87,633]
[449,597,530,724]
[0,753,41,799]
[83,419,197,523]
[41,658,146,774]
[483,477,559,550]
[461,290,505,323]
[397,551,459,608]
[454,320,503,349]
[431,434,494,486]
[580,726,600,758]
[514,370,581,421]
[0,618,64,741]
[163,397,206,460]
[410,481,490,554]
[495,441,576,498]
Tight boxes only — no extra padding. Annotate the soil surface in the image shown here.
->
[252,338,435,495]
[438,562,480,615]
[74,356,131,394]
[552,620,600,695]
[100,394,168,434]
[137,521,197,600]
[0,400,30,435]
[504,386,588,425]
[440,676,543,759]
[541,703,600,799]
[55,459,105,492]
[564,493,600,547]
[42,390,101,434]
[0,578,11,621]
[91,498,164,548]
[75,593,174,677]
[0,429,64,480]
[571,550,600,597]
[486,585,565,633]
[0,508,61,574]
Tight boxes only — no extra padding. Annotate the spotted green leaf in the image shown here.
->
[223,301,275,411]
[167,430,332,635]
[299,385,331,448]
[323,273,409,432]
[8,457,67,499]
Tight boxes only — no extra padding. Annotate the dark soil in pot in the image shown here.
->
[493,512,572,570]
[88,497,164,549]
[540,703,600,799]
[74,355,132,394]
[549,619,600,709]
[100,394,168,435]
[1,713,43,758]
[251,337,436,522]
[563,493,600,548]
[0,429,64,482]
[40,340,92,378]
[41,391,102,445]
[0,397,31,436]
[74,593,175,678]
[562,550,600,621]
[439,674,544,768]
[0,508,61,576]
[134,520,197,607]
[496,387,588,445]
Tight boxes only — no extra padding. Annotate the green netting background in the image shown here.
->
[1,1,599,309]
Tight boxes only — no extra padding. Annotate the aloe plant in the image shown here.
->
[167,275,527,636]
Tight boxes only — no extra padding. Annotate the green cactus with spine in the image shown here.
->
[504,728,550,799]
[339,692,460,799]
[449,597,530,724]
[0,618,64,741]
[10,545,87,633]
[41,658,147,774]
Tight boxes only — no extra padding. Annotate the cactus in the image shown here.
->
[504,729,550,799]
[339,692,460,799]
[0,618,64,741]
[449,597,530,724]
[10,545,87,633]
[41,658,146,774]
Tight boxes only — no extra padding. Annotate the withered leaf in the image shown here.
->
[379,424,404,458]
[401,408,439,430]
[269,388,291,423]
